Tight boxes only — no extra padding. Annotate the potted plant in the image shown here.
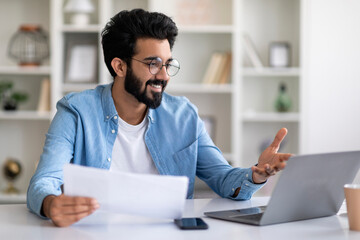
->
[0,81,28,111]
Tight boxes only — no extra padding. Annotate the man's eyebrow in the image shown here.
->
[143,56,173,61]
[143,56,158,61]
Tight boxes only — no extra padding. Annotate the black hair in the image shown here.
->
[101,9,178,78]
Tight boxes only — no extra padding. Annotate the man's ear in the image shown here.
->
[111,58,127,77]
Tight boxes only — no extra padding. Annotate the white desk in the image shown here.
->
[0,197,359,240]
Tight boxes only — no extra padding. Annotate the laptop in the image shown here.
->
[205,151,360,226]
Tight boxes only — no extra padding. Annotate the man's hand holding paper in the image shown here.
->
[63,164,189,222]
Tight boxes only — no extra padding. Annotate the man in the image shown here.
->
[27,9,292,227]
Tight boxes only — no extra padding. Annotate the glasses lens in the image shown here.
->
[167,59,180,76]
[149,58,162,75]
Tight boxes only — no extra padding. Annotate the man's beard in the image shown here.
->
[124,67,167,109]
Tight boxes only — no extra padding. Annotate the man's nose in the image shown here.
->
[155,65,170,80]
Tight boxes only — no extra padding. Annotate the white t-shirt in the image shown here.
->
[110,115,158,174]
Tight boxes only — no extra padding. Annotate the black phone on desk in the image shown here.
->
[174,218,208,230]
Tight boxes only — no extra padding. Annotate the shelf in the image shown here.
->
[243,67,300,77]
[0,66,51,76]
[61,24,102,33]
[0,193,26,204]
[178,25,234,33]
[62,83,99,92]
[242,112,300,122]
[166,83,233,94]
[0,111,52,120]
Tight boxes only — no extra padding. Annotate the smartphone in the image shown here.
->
[174,218,208,230]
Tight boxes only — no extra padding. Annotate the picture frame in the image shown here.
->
[201,115,216,142]
[269,42,291,68]
[65,39,98,83]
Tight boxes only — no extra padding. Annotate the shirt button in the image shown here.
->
[246,174,249,178]
[232,188,235,191]
[107,158,111,162]
[106,116,109,119]
[245,183,249,186]
[114,116,118,120]
[111,129,115,134]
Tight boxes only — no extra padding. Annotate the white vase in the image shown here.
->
[70,12,91,26]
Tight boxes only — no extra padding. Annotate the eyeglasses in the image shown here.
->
[132,57,180,77]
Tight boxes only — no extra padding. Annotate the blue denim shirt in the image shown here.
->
[27,83,264,217]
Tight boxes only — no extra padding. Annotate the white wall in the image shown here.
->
[301,0,360,182]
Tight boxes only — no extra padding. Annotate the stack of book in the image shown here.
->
[202,52,232,84]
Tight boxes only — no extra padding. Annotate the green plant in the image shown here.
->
[10,92,28,103]
[0,81,29,110]
[0,81,13,99]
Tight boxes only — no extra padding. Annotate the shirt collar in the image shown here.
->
[148,108,156,123]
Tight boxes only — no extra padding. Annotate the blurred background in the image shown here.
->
[0,0,360,203]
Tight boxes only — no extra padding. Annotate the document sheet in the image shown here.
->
[63,164,189,219]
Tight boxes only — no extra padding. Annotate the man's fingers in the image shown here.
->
[59,195,98,206]
[278,153,293,161]
[265,165,276,175]
[55,204,99,215]
[49,195,100,227]
[270,128,288,150]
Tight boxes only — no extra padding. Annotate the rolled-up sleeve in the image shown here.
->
[27,97,78,217]
[196,117,265,200]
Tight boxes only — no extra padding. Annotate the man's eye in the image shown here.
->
[150,61,161,67]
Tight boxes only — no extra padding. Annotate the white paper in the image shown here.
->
[63,164,189,220]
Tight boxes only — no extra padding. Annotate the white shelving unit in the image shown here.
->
[239,0,302,174]
[0,0,305,203]
[0,0,51,203]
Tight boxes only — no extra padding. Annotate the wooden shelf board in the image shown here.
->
[179,25,234,33]
[242,112,300,122]
[243,67,301,77]
[61,24,101,33]
[0,66,51,75]
[0,111,51,120]
[166,83,233,93]
[62,83,99,92]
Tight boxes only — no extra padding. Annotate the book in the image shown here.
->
[218,53,232,84]
[202,52,232,84]
[37,78,51,112]
[202,52,222,84]
[242,33,264,69]
[211,53,228,84]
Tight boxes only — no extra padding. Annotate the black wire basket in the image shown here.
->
[8,24,49,66]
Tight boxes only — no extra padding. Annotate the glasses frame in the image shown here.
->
[131,57,180,77]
